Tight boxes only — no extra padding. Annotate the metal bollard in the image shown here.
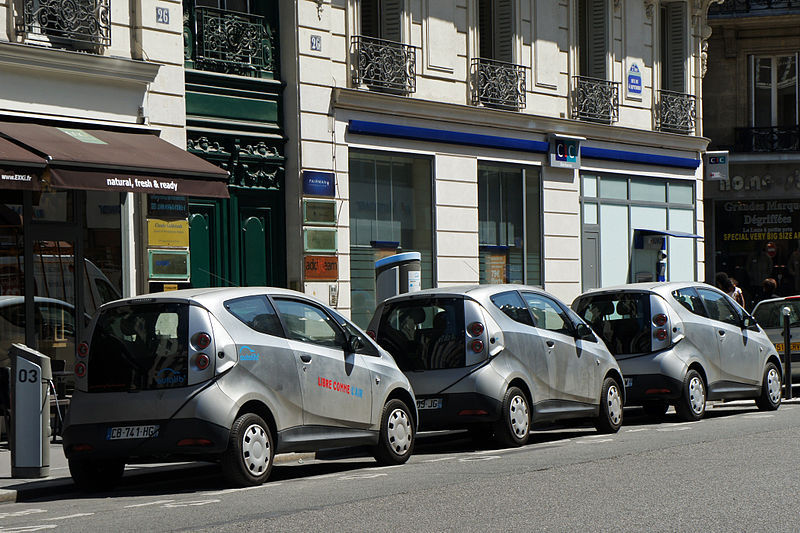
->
[783,306,792,400]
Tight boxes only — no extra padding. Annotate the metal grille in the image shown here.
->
[656,90,696,134]
[471,58,526,111]
[23,0,110,47]
[573,76,619,124]
[709,0,800,15]
[735,126,800,152]
[352,35,417,94]
[194,7,270,74]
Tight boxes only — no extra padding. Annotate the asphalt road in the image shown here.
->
[1,401,799,532]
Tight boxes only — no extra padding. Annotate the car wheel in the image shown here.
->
[642,401,669,418]
[221,413,274,487]
[596,377,623,433]
[755,361,782,411]
[675,369,706,421]
[69,458,125,492]
[494,386,530,447]
[374,399,415,465]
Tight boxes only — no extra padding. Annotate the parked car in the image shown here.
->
[62,287,417,490]
[366,285,625,447]
[572,282,782,421]
[752,295,800,384]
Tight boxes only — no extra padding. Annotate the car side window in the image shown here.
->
[490,291,534,326]
[672,287,706,317]
[521,292,573,336]
[273,298,346,349]
[696,288,741,327]
[224,296,285,337]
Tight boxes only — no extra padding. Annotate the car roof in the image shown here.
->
[381,284,548,304]
[100,287,328,309]
[576,281,717,299]
[753,295,800,310]
[0,295,75,308]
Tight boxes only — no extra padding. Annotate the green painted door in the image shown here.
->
[241,207,272,286]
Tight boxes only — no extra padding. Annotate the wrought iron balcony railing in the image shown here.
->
[709,0,800,15]
[23,0,110,48]
[655,90,696,134]
[734,126,800,152]
[471,58,526,111]
[352,35,417,94]
[187,6,273,76]
[572,76,619,124]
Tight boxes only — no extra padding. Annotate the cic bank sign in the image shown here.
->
[549,134,583,169]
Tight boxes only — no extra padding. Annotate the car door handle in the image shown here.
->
[300,354,312,363]
[546,340,555,348]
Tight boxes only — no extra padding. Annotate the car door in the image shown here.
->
[521,292,592,405]
[272,297,373,428]
[696,288,754,386]
[672,287,722,382]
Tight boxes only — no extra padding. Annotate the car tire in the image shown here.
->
[675,369,706,421]
[69,458,125,492]
[642,401,669,418]
[373,399,415,465]
[221,413,274,487]
[596,377,623,433]
[494,386,530,447]
[755,361,782,411]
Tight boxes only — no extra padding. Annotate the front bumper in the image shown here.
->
[623,374,684,405]
[63,417,229,462]
[416,392,502,431]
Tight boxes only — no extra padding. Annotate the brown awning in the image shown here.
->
[0,136,45,190]
[0,122,229,198]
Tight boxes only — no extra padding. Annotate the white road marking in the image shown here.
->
[0,526,57,532]
[162,499,220,508]
[582,434,613,439]
[204,485,278,496]
[43,514,94,521]
[624,428,651,433]
[423,457,456,463]
[576,438,613,444]
[458,455,500,462]
[0,510,47,520]
[657,426,691,432]
[338,473,388,481]
[124,500,175,508]
[744,413,774,418]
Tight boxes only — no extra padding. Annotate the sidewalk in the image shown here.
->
[0,440,315,503]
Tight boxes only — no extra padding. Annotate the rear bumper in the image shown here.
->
[623,374,683,405]
[416,392,502,431]
[62,417,229,462]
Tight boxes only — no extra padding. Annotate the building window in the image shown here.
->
[478,164,541,285]
[360,0,403,42]
[573,0,618,123]
[349,151,433,328]
[655,2,695,134]
[580,174,696,289]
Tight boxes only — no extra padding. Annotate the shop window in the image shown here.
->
[631,179,666,203]
[478,164,541,285]
[660,2,688,93]
[349,151,433,328]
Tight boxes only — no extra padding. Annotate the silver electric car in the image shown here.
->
[753,295,800,384]
[366,285,625,446]
[573,282,782,421]
[62,287,416,490]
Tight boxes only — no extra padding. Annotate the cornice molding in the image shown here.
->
[332,88,710,154]
[0,42,160,84]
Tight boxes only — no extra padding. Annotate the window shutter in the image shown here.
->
[494,0,514,63]
[380,0,403,42]
[478,0,492,59]
[587,0,607,79]
[665,2,687,92]
[361,0,379,37]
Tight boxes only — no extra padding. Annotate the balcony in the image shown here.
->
[351,36,417,94]
[655,90,696,134]
[572,76,619,124]
[185,6,274,77]
[735,126,800,152]
[23,0,110,48]
[709,0,800,15]
[470,58,526,111]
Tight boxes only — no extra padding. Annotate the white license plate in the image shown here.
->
[107,425,160,440]
[416,398,442,410]
[624,378,633,388]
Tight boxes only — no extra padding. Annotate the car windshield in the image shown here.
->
[753,300,800,328]
[87,303,189,392]
[573,292,651,355]
[376,297,467,371]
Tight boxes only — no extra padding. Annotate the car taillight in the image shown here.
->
[77,342,89,358]
[366,330,377,340]
[195,353,210,370]
[654,328,668,341]
[470,339,484,353]
[194,332,212,350]
[653,314,668,327]
[74,362,87,377]
[467,322,484,337]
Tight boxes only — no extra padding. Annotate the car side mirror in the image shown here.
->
[346,334,364,353]
[742,315,759,331]
[575,323,597,342]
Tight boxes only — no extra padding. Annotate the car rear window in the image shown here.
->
[87,303,189,392]
[754,300,800,328]
[573,292,651,355]
[376,297,466,371]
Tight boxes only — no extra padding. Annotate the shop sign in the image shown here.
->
[549,134,582,169]
[147,218,189,247]
[487,254,507,284]
[148,249,190,280]
[148,195,188,219]
[303,199,337,225]
[717,200,800,243]
[627,63,642,97]
[304,255,339,281]
[304,228,337,253]
[302,171,335,197]
[704,151,728,181]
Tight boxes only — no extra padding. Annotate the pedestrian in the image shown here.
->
[715,272,745,308]
[761,277,779,300]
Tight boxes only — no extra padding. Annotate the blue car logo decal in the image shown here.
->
[239,345,260,361]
